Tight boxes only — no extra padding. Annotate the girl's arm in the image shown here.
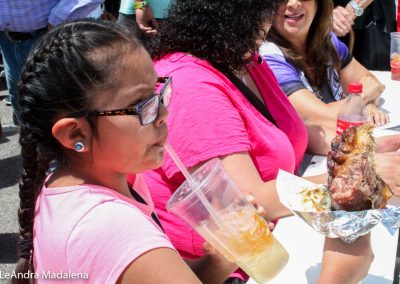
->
[119,247,236,284]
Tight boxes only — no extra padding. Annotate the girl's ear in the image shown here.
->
[51,118,91,152]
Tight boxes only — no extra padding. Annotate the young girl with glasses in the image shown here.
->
[13,19,236,284]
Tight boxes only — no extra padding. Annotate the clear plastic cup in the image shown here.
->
[166,158,289,283]
[390,32,400,81]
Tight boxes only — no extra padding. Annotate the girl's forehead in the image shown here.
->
[120,51,157,82]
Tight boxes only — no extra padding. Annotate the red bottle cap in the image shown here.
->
[348,82,362,94]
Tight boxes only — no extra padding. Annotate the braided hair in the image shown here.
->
[13,19,142,283]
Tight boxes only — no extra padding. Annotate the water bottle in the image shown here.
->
[336,82,368,135]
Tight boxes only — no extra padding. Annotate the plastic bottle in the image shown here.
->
[336,82,368,135]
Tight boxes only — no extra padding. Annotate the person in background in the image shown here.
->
[103,0,121,19]
[261,0,388,154]
[117,0,170,38]
[332,0,374,38]
[0,0,103,125]
[333,0,397,70]
[13,19,237,284]
[0,49,3,137]
[142,0,374,283]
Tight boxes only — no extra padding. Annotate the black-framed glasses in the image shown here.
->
[88,77,172,126]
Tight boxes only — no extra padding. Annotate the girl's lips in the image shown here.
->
[154,135,168,147]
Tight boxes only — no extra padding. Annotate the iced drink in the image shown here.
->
[166,158,288,283]
[390,32,400,81]
[390,53,400,81]
[196,205,288,283]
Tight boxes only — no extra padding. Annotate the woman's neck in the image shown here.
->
[283,31,307,56]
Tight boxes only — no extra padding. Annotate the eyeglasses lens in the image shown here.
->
[141,95,160,125]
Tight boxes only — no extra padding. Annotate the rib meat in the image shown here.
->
[327,124,392,211]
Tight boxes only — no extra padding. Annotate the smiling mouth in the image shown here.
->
[284,14,304,20]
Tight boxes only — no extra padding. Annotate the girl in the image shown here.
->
[13,19,236,284]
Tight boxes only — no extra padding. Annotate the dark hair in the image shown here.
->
[267,0,340,89]
[149,0,281,71]
[13,19,142,283]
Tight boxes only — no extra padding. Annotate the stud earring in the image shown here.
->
[74,141,85,152]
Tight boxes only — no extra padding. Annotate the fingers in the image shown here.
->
[143,29,158,36]
[137,24,157,36]
[203,242,217,255]
[333,23,350,37]
[375,151,400,194]
[245,193,265,216]
[245,193,272,228]
[332,7,353,36]
[366,104,390,127]
[375,135,400,153]
[372,110,390,127]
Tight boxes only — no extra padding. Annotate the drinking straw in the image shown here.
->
[164,142,196,185]
[164,142,225,227]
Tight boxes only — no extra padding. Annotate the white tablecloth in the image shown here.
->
[248,71,400,284]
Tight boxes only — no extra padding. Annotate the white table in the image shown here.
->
[248,71,400,284]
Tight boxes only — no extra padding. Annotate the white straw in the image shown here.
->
[164,142,196,185]
[164,142,225,227]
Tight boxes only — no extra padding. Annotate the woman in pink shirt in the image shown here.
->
[142,0,374,283]
[13,19,237,284]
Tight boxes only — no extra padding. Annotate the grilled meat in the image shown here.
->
[327,124,392,211]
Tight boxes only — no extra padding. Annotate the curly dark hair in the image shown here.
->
[13,19,141,283]
[150,0,282,71]
[267,0,341,89]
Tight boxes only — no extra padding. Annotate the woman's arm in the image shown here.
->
[220,152,292,220]
[317,233,373,284]
[340,58,385,104]
[288,89,342,154]
[333,0,374,37]
[190,152,327,221]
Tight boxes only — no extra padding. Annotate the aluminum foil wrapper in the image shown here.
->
[277,170,400,243]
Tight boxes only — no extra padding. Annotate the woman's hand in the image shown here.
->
[359,76,385,104]
[318,234,373,284]
[375,136,400,195]
[375,135,400,153]
[201,193,274,264]
[332,6,354,37]
[375,151,400,195]
[135,6,158,36]
[365,103,390,127]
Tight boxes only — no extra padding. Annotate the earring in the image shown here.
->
[74,141,85,152]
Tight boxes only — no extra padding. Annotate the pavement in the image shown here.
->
[0,74,20,281]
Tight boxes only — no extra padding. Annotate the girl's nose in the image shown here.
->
[154,103,169,126]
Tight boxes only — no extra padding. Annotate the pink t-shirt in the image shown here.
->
[143,52,308,260]
[33,175,174,284]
